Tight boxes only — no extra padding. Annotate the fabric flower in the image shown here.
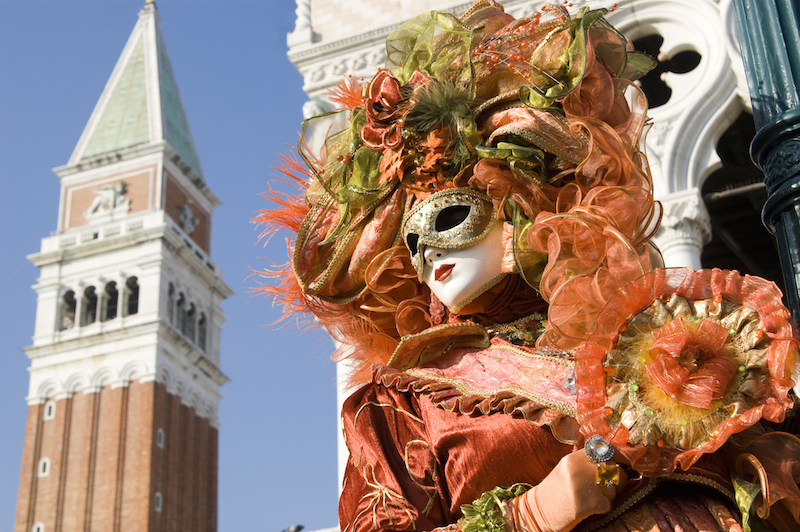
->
[361,70,407,150]
[645,318,738,410]
[576,268,797,476]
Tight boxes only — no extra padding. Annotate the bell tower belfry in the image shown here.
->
[16,2,231,531]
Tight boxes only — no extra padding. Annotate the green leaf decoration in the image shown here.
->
[460,484,530,532]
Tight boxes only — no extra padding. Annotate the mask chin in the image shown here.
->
[422,223,506,311]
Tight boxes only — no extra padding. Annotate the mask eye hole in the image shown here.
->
[406,233,420,255]
[435,205,470,232]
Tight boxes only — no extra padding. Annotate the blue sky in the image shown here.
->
[0,1,339,529]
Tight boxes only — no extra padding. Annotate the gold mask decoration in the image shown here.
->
[401,188,497,277]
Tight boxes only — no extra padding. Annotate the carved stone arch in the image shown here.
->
[102,280,119,322]
[80,285,99,326]
[610,0,729,114]
[609,0,737,195]
[718,0,752,108]
[186,390,201,410]
[64,373,91,393]
[687,95,747,192]
[120,360,149,383]
[58,288,78,331]
[173,378,186,400]
[197,312,208,352]
[59,284,77,298]
[124,276,139,316]
[175,293,187,333]
[185,302,196,341]
[157,365,172,385]
[91,367,118,389]
[36,379,61,400]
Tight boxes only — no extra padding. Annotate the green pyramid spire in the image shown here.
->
[70,2,204,180]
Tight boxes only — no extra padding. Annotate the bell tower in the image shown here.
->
[16,2,231,531]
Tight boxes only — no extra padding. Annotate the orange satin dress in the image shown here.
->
[339,360,745,532]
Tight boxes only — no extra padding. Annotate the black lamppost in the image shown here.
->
[731,0,800,323]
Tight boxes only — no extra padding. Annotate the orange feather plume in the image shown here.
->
[253,150,311,244]
[326,76,364,110]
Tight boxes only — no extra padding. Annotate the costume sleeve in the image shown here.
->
[339,382,454,532]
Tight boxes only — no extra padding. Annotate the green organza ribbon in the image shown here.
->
[386,10,477,87]
[476,142,548,184]
[731,471,774,532]
[508,199,547,288]
[300,108,393,246]
[521,8,655,109]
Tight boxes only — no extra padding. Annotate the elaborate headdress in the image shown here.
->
[257,1,663,382]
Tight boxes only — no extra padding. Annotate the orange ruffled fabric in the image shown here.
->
[470,61,659,353]
[576,267,797,477]
[646,318,738,410]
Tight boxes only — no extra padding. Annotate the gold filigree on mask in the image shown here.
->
[401,188,497,276]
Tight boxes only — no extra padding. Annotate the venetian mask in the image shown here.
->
[402,188,505,310]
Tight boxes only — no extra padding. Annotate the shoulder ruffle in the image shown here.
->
[374,344,581,445]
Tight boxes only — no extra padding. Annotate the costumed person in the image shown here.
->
[256,2,800,531]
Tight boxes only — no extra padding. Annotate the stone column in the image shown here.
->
[653,189,712,269]
[75,287,85,328]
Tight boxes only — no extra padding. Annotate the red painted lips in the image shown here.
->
[435,264,454,281]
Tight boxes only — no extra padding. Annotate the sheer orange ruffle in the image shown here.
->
[646,318,738,410]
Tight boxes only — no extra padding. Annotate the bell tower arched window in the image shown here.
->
[81,287,97,326]
[176,294,186,332]
[60,291,76,331]
[103,281,118,321]
[185,304,196,342]
[125,277,139,316]
[167,283,175,325]
[197,313,207,351]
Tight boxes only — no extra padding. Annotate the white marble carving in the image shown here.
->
[653,189,712,269]
[178,200,200,235]
[84,181,131,221]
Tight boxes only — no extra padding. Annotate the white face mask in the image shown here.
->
[421,223,505,311]
[402,188,497,280]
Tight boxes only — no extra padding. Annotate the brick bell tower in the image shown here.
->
[16,2,232,531]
